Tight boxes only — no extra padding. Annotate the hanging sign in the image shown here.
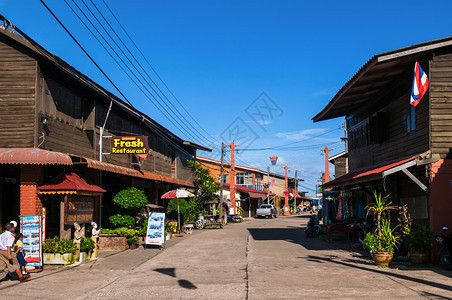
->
[20,215,42,269]
[111,136,149,160]
[145,212,165,246]
[64,195,94,225]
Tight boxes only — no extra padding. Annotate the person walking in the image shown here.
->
[14,233,28,276]
[0,223,30,283]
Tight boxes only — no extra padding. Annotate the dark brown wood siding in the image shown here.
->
[348,76,429,171]
[430,53,452,156]
[0,35,36,147]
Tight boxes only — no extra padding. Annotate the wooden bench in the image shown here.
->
[326,224,356,242]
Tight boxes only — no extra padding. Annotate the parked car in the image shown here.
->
[256,204,277,219]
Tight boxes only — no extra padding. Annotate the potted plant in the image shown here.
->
[363,219,400,267]
[43,237,77,265]
[126,236,140,249]
[404,226,433,266]
[79,237,95,262]
[364,191,399,267]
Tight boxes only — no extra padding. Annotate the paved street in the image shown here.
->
[1,216,451,299]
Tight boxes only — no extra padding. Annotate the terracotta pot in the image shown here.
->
[373,252,394,267]
[409,252,430,266]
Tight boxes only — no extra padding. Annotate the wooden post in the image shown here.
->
[284,165,290,216]
[227,141,239,215]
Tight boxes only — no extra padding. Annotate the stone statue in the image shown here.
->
[91,221,100,238]
[73,222,82,261]
[91,221,99,259]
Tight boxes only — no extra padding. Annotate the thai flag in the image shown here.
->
[410,61,429,107]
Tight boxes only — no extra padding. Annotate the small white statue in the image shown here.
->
[73,222,82,244]
[91,221,100,238]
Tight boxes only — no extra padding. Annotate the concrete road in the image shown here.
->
[1,215,451,299]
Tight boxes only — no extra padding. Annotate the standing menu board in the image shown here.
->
[145,212,165,246]
[20,215,42,269]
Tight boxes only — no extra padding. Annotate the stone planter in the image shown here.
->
[409,252,430,266]
[44,253,74,265]
[98,234,128,250]
[373,252,394,267]
[79,251,91,262]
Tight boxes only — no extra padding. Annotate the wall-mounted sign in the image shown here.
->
[111,136,149,160]
[64,195,94,225]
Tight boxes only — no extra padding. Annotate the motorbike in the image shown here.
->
[304,214,320,238]
[436,226,452,270]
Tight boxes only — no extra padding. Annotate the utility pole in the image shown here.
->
[219,142,224,226]
[322,146,332,183]
[227,141,238,215]
[266,166,270,204]
[283,165,290,216]
[294,170,298,212]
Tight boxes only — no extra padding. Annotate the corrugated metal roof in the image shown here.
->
[0,148,73,165]
[83,158,194,187]
[39,172,106,194]
[313,36,452,122]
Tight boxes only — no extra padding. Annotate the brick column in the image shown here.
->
[20,165,43,216]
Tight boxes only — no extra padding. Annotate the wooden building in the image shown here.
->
[313,36,452,251]
[0,25,209,236]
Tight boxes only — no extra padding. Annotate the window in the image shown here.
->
[400,197,428,219]
[218,174,228,183]
[407,105,416,133]
[236,173,253,186]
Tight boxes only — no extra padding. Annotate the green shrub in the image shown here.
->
[126,236,139,245]
[109,214,135,228]
[43,237,77,255]
[80,237,95,252]
[404,226,433,253]
[112,187,148,209]
[100,227,138,237]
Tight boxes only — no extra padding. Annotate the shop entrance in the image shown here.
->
[0,165,20,229]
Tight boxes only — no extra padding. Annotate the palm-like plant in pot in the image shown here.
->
[364,191,400,267]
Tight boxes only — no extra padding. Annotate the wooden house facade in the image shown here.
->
[313,37,452,251]
[0,26,209,237]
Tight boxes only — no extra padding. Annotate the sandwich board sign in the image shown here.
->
[145,212,165,246]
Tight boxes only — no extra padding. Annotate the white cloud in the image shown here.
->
[275,128,329,141]
[256,120,272,126]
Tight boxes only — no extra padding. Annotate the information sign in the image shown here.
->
[20,215,42,269]
[145,212,165,246]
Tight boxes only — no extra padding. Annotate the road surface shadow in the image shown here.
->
[153,268,198,290]
[306,255,452,293]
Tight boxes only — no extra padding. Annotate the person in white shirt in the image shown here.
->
[0,223,30,283]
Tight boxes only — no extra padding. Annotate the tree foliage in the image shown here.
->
[112,187,148,209]
[187,160,220,203]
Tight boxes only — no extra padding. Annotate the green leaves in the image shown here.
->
[109,214,135,228]
[404,226,433,253]
[363,219,400,253]
[112,187,148,209]
[80,237,95,252]
[43,236,77,255]
[187,160,221,203]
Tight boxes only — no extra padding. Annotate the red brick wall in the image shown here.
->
[20,165,43,216]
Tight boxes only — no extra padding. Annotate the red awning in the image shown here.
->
[39,172,106,195]
[221,183,267,199]
[81,157,194,187]
[323,155,418,188]
[0,148,72,165]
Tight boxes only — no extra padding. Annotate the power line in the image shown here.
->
[100,0,216,142]
[38,0,205,161]
[65,0,204,145]
[82,0,214,146]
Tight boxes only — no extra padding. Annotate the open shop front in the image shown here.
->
[320,155,431,243]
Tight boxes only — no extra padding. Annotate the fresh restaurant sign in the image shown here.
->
[111,136,149,159]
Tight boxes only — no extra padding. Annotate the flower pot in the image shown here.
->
[44,253,74,265]
[373,252,394,267]
[79,252,91,262]
[409,252,430,266]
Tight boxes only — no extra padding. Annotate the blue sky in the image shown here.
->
[1,1,451,195]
